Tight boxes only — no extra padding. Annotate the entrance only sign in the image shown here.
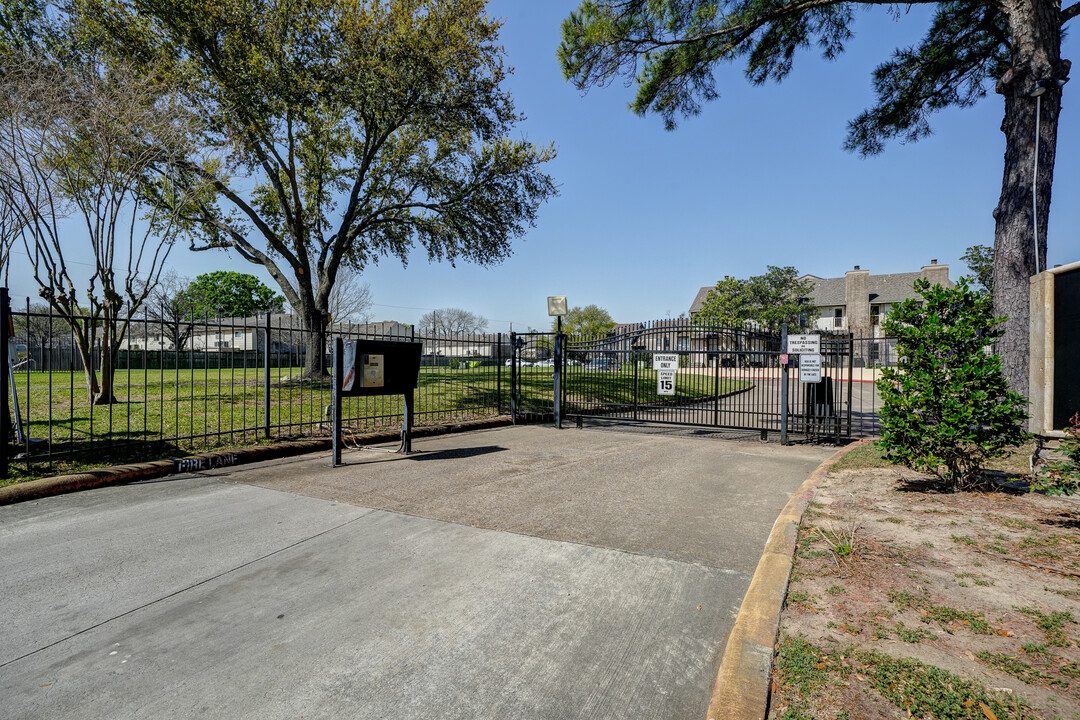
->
[652,353,679,371]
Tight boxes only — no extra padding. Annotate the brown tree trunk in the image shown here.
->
[301,305,329,380]
[74,333,99,404]
[992,0,1068,400]
[93,334,118,405]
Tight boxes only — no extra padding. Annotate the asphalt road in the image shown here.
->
[1,425,832,719]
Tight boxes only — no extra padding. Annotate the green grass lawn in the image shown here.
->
[2,365,747,484]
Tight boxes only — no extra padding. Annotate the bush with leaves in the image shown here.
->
[1031,413,1080,496]
[876,278,1028,490]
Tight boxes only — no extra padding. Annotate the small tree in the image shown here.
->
[143,271,194,350]
[876,278,1028,490]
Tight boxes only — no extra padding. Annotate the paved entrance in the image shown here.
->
[1,426,832,719]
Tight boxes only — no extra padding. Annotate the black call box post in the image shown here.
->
[331,338,423,466]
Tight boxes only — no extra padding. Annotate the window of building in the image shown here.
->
[871,305,881,326]
[833,308,843,328]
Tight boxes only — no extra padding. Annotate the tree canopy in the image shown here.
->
[559,0,1076,398]
[418,307,488,336]
[695,266,811,332]
[181,272,284,319]
[555,304,616,335]
[59,0,557,377]
[961,244,995,295]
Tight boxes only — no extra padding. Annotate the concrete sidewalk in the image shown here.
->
[1,425,831,719]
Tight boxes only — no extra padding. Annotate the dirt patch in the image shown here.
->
[768,448,1080,720]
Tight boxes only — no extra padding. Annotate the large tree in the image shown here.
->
[554,304,616,336]
[559,0,1076,398]
[418,307,488,336]
[695,266,811,331]
[81,0,557,379]
[182,271,284,320]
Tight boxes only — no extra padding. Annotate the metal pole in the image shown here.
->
[400,388,414,453]
[0,289,9,478]
[780,323,789,445]
[330,337,343,466]
[554,319,562,428]
[510,332,518,423]
[263,312,271,439]
[632,354,638,421]
[496,332,503,415]
[1033,93,1042,275]
[846,332,855,440]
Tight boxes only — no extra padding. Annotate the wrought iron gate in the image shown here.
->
[510,322,878,442]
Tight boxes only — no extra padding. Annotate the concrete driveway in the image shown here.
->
[0,425,832,719]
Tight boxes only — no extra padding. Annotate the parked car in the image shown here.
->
[585,357,620,371]
[533,358,555,367]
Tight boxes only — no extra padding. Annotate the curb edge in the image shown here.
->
[706,438,871,720]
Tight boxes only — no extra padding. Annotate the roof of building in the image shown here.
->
[801,270,952,307]
[690,266,952,314]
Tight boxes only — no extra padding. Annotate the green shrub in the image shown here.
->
[876,278,1028,490]
[1031,412,1080,496]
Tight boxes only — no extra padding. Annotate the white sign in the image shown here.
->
[652,353,679,371]
[657,370,676,396]
[799,354,822,383]
[787,334,820,355]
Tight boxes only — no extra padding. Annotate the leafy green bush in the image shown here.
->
[876,278,1028,490]
[1031,412,1080,495]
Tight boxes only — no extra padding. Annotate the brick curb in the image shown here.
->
[706,438,871,720]
[0,416,514,507]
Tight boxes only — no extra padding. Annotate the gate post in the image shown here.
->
[510,332,518,424]
[846,332,855,439]
[1,288,9,479]
[553,324,563,428]
[780,323,789,445]
[330,337,343,467]
[263,312,271,439]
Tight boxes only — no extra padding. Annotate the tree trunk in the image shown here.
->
[301,305,329,380]
[75,336,99,404]
[992,0,1068,400]
[93,333,118,405]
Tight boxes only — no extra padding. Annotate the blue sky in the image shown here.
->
[7,1,1079,332]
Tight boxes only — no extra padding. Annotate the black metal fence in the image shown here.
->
[0,293,513,478]
[553,321,892,441]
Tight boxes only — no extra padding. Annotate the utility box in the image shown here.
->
[340,340,422,396]
[361,354,384,388]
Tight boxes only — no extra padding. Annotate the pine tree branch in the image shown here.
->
[627,0,993,50]
[1063,3,1080,22]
